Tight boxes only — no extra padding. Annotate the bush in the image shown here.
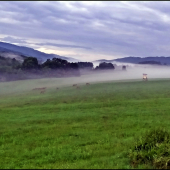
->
[129,128,170,169]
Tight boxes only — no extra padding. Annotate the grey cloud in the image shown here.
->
[0,36,27,44]
[1,1,170,60]
[35,42,92,49]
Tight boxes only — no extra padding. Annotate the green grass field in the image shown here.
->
[1,77,170,169]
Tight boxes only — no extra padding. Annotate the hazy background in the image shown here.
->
[0,64,170,96]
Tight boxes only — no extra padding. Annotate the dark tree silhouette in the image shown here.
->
[95,62,115,70]
[22,57,39,70]
[122,65,126,70]
[77,62,93,69]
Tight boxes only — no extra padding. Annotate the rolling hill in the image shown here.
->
[0,42,79,63]
[94,56,170,65]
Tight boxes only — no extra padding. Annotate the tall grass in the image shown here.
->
[129,128,170,169]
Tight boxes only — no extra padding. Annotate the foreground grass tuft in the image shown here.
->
[129,128,170,169]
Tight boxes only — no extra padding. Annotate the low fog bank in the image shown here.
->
[58,64,170,87]
[70,64,170,83]
[0,52,24,62]
[1,64,170,96]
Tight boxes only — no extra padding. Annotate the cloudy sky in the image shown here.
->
[1,1,170,61]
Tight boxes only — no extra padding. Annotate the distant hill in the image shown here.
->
[94,56,170,65]
[113,56,170,65]
[94,59,115,63]
[0,42,79,63]
[138,61,162,65]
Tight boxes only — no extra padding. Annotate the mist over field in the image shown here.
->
[75,64,170,84]
[1,64,170,169]
[1,64,170,97]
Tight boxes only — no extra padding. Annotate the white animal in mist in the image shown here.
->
[143,74,148,81]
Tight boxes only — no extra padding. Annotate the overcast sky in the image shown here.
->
[1,1,170,61]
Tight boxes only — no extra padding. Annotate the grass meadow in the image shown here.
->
[1,76,170,169]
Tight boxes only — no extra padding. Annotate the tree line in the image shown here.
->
[0,56,116,82]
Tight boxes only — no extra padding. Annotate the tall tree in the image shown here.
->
[22,57,39,70]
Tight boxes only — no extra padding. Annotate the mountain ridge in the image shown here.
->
[94,56,170,65]
[1,41,170,65]
[0,41,79,63]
